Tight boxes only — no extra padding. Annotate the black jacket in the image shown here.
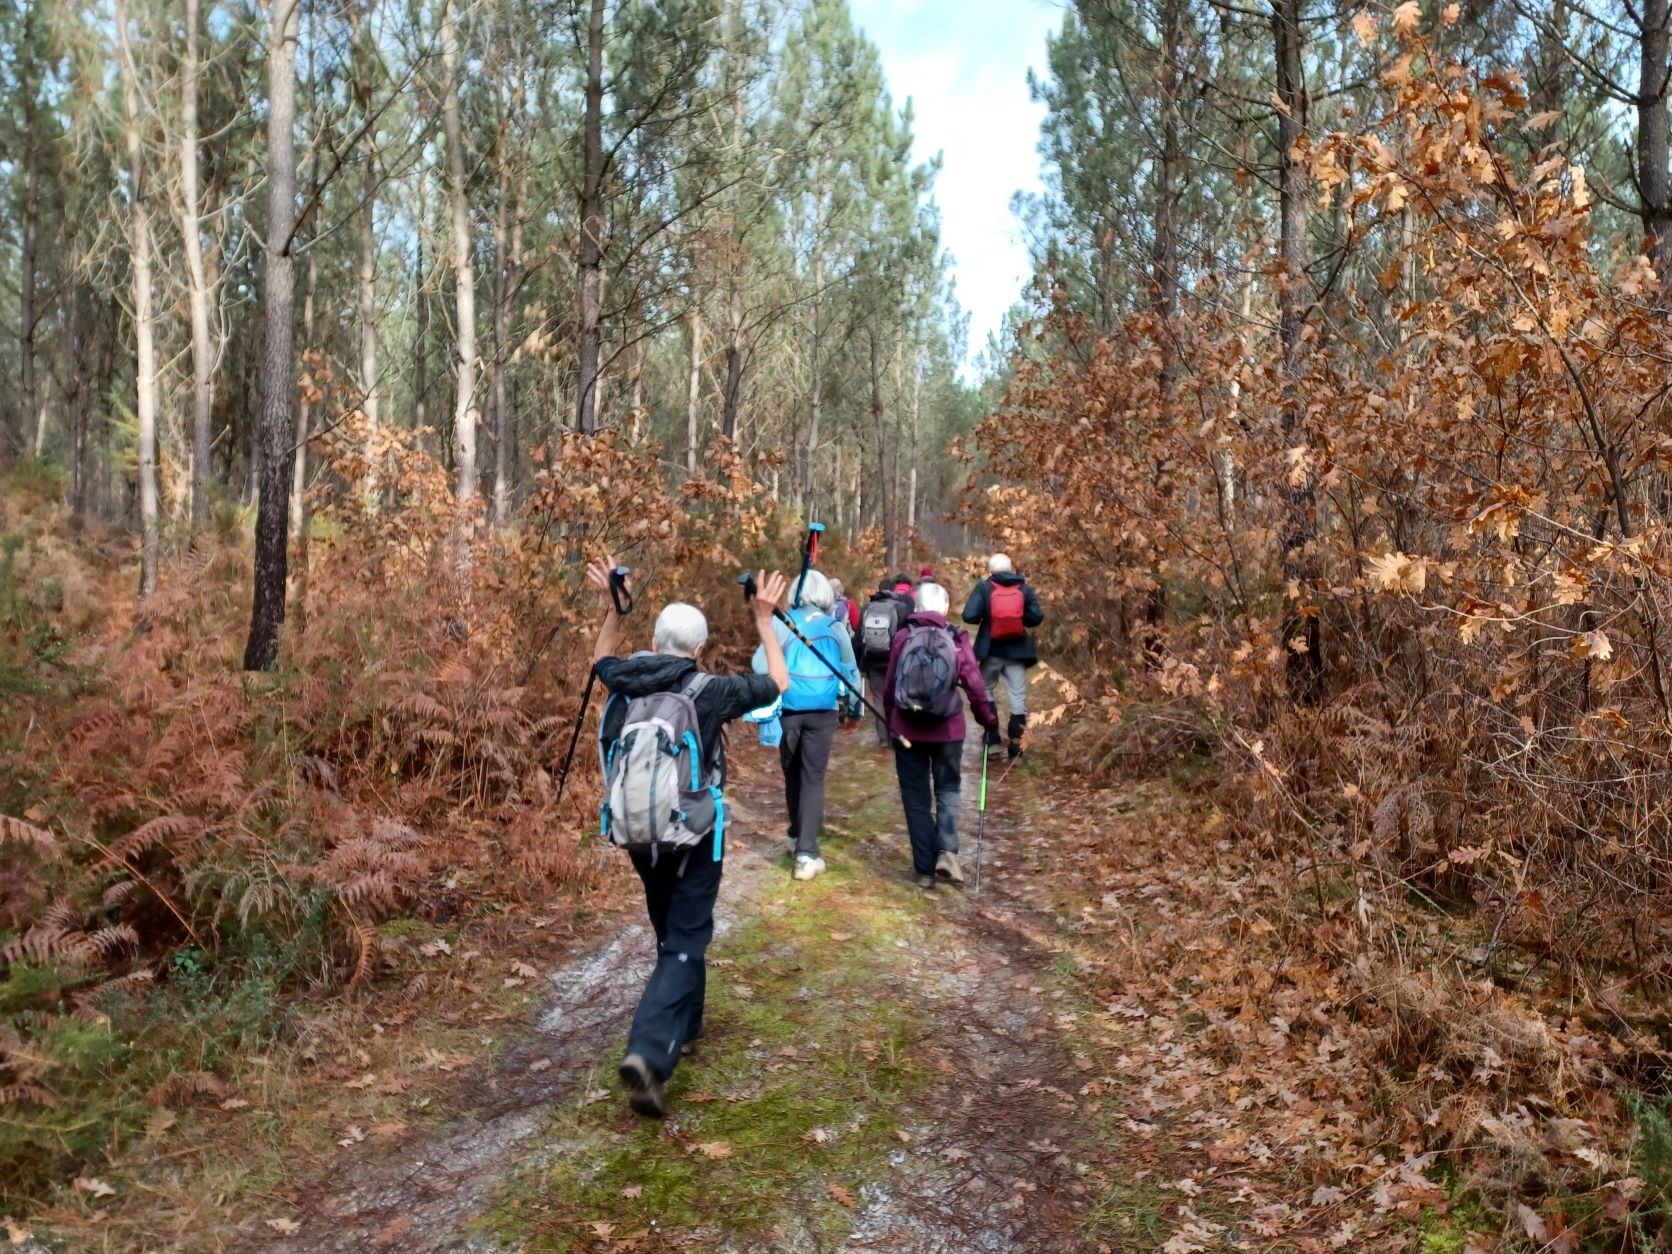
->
[961,573,1045,665]
[857,590,915,672]
[596,652,779,784]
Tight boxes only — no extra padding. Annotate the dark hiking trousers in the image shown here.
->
[865,667,890,745]
[893,739,963,876]
[626,830,723,1080]
[780,709,838,857]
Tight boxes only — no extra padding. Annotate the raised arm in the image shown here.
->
[586,555,629,663]
[751,570,792,693]
[961,580,987,626]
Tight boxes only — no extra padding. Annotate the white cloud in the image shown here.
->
[851,0,1059,370]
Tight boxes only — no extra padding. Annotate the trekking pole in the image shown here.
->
[554,566,633,810]
[739,573,908,747]
[974,739,990,893]
[792,522,825,609]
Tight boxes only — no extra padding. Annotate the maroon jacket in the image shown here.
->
[881,611,998,744]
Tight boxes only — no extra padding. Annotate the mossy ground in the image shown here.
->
[481,829,940,1250]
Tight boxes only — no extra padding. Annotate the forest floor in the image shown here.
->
[23,727,1494,1253]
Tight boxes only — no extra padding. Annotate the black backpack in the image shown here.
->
[892,623,961,721]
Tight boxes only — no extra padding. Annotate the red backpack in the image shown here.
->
[989,582,1026,641]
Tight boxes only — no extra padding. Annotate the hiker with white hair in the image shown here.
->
[586,556,790,1119]
[752,568,860,881]
[962,553,1046,762]
[882,581,998,888]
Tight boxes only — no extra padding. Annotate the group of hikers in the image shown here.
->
[580,551,1045,1119]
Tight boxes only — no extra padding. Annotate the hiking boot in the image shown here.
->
[793,854,826,882]
[618,1053,666,1119]
[914,873,936,891]
[935,851,964,885]
[1007,741,1023,762]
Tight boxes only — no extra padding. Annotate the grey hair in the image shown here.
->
[653,602,709,656]
[829,578,845,597]
[988,553,1014,574]
[915,581,950,615]
[794,569,836,613]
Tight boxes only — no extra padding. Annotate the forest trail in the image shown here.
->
[230,733,1228,1253]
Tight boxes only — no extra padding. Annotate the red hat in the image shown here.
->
[920,565,935,579]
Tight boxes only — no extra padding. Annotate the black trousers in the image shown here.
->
[865,667,891,745]
[893,739,963,876]
[780,709,838,857]
[626,830,723,1079]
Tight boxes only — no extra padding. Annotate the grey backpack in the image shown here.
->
[599,673,725,861]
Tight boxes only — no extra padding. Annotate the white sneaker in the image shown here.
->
[793,855,826,882]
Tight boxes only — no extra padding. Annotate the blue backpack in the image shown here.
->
[783,610,843,712]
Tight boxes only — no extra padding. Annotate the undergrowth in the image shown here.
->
[482,842,931,1250]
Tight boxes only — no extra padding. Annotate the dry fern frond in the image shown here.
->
[97,814,200,869]
[0,815,60,858]
[348,918,378,988]
[0,1085,61,1109]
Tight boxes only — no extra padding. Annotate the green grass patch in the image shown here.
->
[481,844,934,1250]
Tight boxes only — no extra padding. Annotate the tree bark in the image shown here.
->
[1641,0,1672,282]
[869,327,893,567]
[1153,0,1183,384]
[117,0,160,598]
[1274,0,1321,701]
[356,0,380,503]
[242,0,301,670]
[441,0,479,499]
[686,308,702,477]
[414,170,430,437]
[19,5,40,464]
[491,89,513,523]
[181,0,215,527]
[575,0,606,433]
[803,175,825,503]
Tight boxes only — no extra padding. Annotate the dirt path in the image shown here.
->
[224,732,1208,1253]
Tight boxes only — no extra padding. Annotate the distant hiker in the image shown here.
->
[753,569,860,882]
[858,574,915,746]
[917,564,936,587]
[588,556,791,1118]
[882,581,998,888]
[962,554,1046,761]
[829,578,860,633]
[892,573,916,598]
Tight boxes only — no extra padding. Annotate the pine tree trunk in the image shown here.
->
[1274,0,1321,702]
[491,95,512,524]
[19,11,39,464]
[242,0,301,671]
[441,0,479,499]
[686,309,702,477]
[1153,0,1183,385]
[414,175,430,437]
[575,0,606,433]
[182,0,215,528]
[869,327,893,568]
[1641,0,1672,284]
[356,0,380,503]
[117,0,160,598]
[804,181,825,504]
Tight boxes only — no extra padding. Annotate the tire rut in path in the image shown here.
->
[830,736,1099,1252]
[240,790,781,1254]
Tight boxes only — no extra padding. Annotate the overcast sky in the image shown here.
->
[849,0,1062,369]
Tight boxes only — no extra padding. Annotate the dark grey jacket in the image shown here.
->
[961,573,1045,665]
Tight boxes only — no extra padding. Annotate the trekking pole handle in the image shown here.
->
[608,566,634,616]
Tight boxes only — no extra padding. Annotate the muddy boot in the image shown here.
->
[1007,713,1027,762]
[914,873,936,891]
[935,851,964,885]
[618,1053,666,1119]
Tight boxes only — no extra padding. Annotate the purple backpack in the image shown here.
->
[892,624,961,721]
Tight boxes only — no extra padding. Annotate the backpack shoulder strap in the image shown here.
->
[681,671,715,701]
